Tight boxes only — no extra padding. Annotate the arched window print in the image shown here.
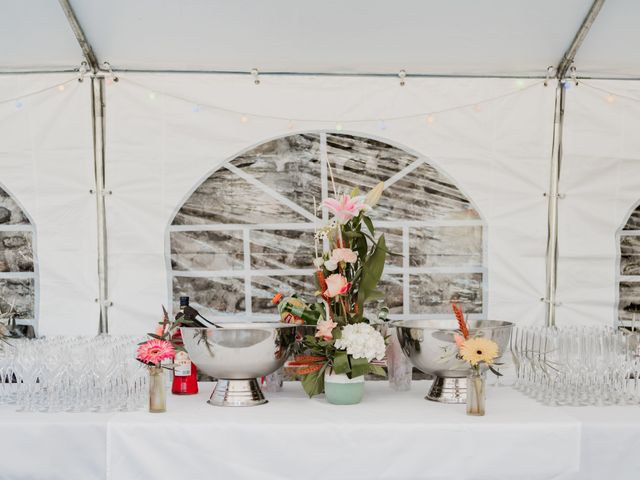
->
[619,203,640,328]
[168,133,486,320]
[0,186,36,324]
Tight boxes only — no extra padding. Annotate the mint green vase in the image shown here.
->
[324,371,365,405]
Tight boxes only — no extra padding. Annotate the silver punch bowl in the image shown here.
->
[394,319,513,403]
[180,323,297,407]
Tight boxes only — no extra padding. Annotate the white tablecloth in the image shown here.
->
[1,381,639,480]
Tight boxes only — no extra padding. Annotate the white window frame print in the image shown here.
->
[165,132,488,322]
[617,200,640,329]
[0,182,38,328]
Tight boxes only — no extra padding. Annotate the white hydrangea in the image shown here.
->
[334,323,386,361]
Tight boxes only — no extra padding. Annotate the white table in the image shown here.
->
[1,381,639,480]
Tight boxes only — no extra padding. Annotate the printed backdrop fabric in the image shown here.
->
[104,75,554,333]
[0,74,98,335]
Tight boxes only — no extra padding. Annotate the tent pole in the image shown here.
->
[557,0,606,79]
[544,0,605,327]
[545,83,565,327]
[57,0,99,72]
[109,68,548,79]
[91,77,109,334]
[58,0,110,333]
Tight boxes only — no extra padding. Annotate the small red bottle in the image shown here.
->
[171,296,198,395]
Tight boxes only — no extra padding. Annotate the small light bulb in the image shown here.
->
[426,115,435,125]
[335,123,343,131]
[562,81,571,90]
[57,84,65,92]
[148,92,156,100]
[240,115,249,124]
[606,94,616,104]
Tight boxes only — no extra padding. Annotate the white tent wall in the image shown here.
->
[4,73,639,334]
[0,74,99,335]
[104,75,553,334]
[559,80,640,326]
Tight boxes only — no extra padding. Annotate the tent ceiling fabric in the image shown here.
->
[573,0,640,78]
[69,0,592,76]
[0,0,83,71]
[0,0,600,77]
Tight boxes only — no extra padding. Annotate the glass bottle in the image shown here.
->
[171,296,199,395]
[273,294,321,325]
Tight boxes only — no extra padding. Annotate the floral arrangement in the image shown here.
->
[136,307,180,368]
[275,182,389,397]
[452,304,501,376]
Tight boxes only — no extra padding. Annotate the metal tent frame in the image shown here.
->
[4,0,610,331]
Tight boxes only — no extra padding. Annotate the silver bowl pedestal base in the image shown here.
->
[426,376,467,403]
[208,379,268,407]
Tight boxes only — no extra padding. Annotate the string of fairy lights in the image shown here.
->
[0,77,79,109]
[118,76,546,131]
[0,74,637,122]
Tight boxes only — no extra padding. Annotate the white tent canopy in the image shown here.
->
[1,0,639,78]
[1,0,640,335]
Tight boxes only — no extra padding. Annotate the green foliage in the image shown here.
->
[301,363,327,397]
[349,356,370,378]
[332,351,351,375]
[356,234,387,315]
[368,364,387,377]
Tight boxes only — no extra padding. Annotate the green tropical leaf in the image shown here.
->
[366,290,385,301]
[332,350,351,374]
[301,364,327,397]
[353,236,368,263]
[349,356,370,378]
[362,215,375,235]
[368,364,387,377]
[357,234,387,312]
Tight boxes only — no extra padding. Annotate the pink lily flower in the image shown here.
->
[322,194,370,223]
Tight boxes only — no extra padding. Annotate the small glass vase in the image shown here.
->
[324,371,365,405]
[261,366,284,393]
[387,328,412,391]
[149,366,167,413]
[466,370,486,416]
